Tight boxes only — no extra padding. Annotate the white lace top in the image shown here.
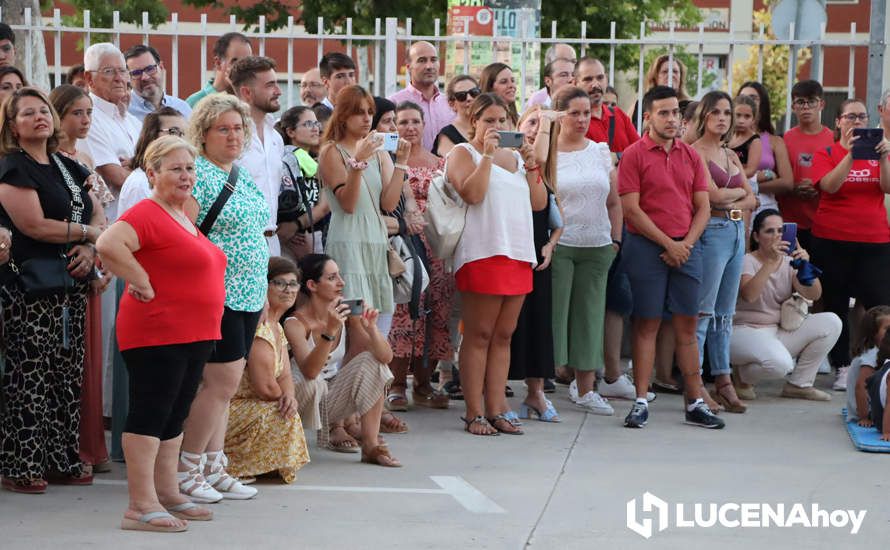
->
[447,143,536,274]
[556,140,613,248]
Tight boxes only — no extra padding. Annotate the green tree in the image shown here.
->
[543,0,701,71]
[63,0,168,43]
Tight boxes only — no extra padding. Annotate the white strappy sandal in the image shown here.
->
[177,451,223,504]
[204,451,257,500]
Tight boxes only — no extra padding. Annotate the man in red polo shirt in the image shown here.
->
[618,85,724,430]
[576,57,640,157]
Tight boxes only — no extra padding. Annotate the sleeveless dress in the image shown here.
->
[323,146,394,314]
[432,124,467,157]
[388,159,455,360]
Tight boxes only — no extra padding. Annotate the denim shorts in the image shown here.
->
[605,251,633,316]
[620,232,703,319]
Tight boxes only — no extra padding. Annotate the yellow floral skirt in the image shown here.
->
[224,398,310,484]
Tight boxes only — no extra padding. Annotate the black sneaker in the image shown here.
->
[543,379,556,393]
[624,402,648,428]
[685,402,725,429]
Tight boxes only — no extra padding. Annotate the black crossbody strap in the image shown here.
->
[199,165,239,235]
[607,106,616,149]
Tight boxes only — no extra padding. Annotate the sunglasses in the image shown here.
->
[452,88,481,102]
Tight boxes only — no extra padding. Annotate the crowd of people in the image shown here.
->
[1,20,890,533]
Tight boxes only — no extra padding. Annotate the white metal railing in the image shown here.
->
[0,8,877,131]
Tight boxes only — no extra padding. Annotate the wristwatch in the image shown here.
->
[320,333,336,342]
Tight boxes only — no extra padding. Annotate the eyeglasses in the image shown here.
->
[551,71,573,80]
[160,127,184,137]
[270,279,300,291]
[452,88,481,102]
[211,125,244,136]
[840,113,869,122]
[300,81,324,89]
[792,98,820,108]
[297,120,323,129]
[129,64,159,79]
[92,67,130,79]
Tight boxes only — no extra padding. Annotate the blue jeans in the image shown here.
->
[696,217,744,376]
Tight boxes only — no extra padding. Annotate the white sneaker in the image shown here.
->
[575,391,614,416]
[568,379,579,403]
[206,451,258,500]
[599,374,656,402]
[178,451,223,503]
[832,366,850,391]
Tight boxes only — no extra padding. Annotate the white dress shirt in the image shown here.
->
[240,113,285,255]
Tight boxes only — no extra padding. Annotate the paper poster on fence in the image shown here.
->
[445,0,541,102]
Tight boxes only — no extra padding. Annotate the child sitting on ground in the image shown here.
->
[846,306,890,427]
[868,331,890,441]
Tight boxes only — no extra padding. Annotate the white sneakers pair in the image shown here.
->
[178,450,257,503]
[568,380,614,416]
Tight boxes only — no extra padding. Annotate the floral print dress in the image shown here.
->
[388,159,455,360]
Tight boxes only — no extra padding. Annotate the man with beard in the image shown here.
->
[617,86,724,430]
[576,57,639,158]
[388,40,454,151]
[300,68,327,107]
[124,45,192,121]
[231,56,285,255]
[187,32,253,107]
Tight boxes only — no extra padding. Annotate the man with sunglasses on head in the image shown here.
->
[776,80,833,252]
[388,41,454,151]
[124,44,192,122]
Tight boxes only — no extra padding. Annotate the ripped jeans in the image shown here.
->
[696,217,745,377]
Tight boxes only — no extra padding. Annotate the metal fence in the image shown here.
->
[1,7,880,131]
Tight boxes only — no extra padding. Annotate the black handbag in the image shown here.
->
[12,256,75,298]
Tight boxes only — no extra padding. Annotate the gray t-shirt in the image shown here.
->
[733,254,794,328]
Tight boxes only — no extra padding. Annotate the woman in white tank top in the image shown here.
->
[445,93,548,436]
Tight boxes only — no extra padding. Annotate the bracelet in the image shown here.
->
[346,157,369,171]
[524,163,541,173]
[320,333,336,342]
[393,163,408,171]
[482,153,494,160]
[80,223,88,242]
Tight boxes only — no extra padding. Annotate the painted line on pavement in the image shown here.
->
[94,475,505,514]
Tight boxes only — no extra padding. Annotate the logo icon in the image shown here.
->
[626,492,669,539]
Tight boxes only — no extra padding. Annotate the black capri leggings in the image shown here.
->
[122,340,215,440]
[810,237,890,367]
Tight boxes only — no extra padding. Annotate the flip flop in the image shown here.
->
[326,437,360,453]
[379,411,409,434]
[120,511,188,533]
[166,501,213,521]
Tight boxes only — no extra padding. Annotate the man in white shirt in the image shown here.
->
[300,68,327,107]
[230,56,285,255]
[388,41,454,151]
[524,43,576,110]
[124,44,192,121]
[318,52,357,109]
[81,42,142,222]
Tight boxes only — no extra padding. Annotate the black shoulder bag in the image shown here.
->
[199,165,239,235]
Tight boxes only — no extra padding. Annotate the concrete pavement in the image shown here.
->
[0,375,886,550]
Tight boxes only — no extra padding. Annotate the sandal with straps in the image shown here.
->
[361,445,402,468]
[461,415,499,436]
[487,413,524,435]
[177,451,222,504]
[380,411,409,434]
[714,382,747,414]
[205,451,257,500]
[1,476,48,494]
[385,389,409,412]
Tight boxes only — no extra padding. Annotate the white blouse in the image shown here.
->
[447,143,536,274]
[556,140,613,248]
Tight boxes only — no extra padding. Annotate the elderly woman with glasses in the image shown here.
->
[176,93,269,503]
[223,257,310,484]
[97,135,227,532]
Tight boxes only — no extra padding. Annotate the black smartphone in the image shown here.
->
[852,128,883,160]
[781,222,797,254]
[341,298,364,316]
[497,130,525,148]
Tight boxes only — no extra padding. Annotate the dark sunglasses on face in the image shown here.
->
[452,88,481,102]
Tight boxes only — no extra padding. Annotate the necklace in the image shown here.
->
[152,197,194,229]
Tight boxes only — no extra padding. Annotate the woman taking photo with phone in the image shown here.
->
[809,99,890,390]
[447,93,546,436]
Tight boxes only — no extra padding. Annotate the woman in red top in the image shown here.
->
[97,136,227,533]
[811,98,890,387]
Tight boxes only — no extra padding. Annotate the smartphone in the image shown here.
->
[497,130,525,148]
[852,128,883,160]
[341,298,364,316]
[781,222,797,254]
[377,132,399,152]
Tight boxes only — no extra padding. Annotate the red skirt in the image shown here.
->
[455,255,532,295]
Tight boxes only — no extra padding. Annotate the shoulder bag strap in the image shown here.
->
[607,106,616,150]
[199,164,239,236]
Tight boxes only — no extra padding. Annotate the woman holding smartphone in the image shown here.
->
[446,93,546,436]
[809,98,890,390]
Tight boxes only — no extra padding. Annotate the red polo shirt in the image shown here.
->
[586,105,640,153]
[618,134,709,238]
